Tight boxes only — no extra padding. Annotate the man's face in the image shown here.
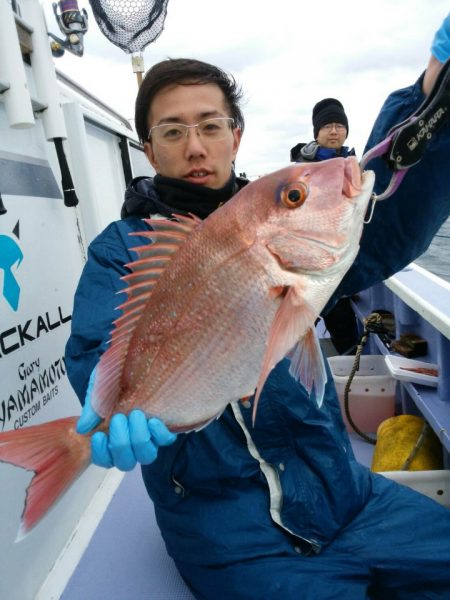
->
[316,123,347,150]
[144,83,242,189]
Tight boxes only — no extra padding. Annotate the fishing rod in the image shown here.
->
[48,0,88,58]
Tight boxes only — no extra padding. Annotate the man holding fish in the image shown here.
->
[68,12,450,596]
[0,11,449,600]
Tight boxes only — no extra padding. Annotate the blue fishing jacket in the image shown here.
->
[65,75,450,595]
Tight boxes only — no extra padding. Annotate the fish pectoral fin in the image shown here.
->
[252,287,317,424]
[287,327,327,407]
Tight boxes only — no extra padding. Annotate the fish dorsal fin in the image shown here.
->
[252,287,326,424]
[92,215,201,418]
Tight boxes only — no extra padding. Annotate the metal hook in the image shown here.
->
[363,193,377,224]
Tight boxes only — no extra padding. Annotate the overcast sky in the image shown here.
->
[43,0,448,178]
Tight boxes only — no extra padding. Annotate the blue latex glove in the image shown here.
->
[431,13,450,63]
[76,368,177,471]
[76,367,102,433]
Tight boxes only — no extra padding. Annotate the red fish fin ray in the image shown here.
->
[143,214,201,233]
[95,288,150,417]
[128,214,201,267]
[116,292,151,312]
[95,301,162,415]
[110,323,142,344]
[287,327,327,407]
[0,417,91,538]
[123,282,157,299]
[125,235,187,277]
[113,309,144,328]
[124,256,171,272]
[93,338,132,415]
[129,230,187,244]
[129,242,180,262]
[121,267,164,285]
[252,287,316,424]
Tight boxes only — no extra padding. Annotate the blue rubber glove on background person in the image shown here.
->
[76,367,177,471]
[431,12,450,63]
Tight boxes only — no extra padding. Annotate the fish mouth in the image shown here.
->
[267,232,353,274]
[294,168,375,250]
[287,234,346,253]
[272,235,357,277]
[271,240,353,276]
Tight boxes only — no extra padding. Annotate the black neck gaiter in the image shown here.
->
[153,172,237,219]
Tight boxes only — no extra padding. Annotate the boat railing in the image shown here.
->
[351,262,450,465]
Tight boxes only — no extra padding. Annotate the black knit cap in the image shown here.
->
[312,98,348,139]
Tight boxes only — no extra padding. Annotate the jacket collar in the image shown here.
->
[121,173,249,220]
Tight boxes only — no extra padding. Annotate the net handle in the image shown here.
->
[132,52,145,87]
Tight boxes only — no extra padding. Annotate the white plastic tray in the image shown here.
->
[384,355,439,387]
[381,470,450,508]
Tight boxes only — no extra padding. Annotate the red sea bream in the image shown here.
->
[0,157,375,536]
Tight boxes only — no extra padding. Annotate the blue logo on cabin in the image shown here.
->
[0,229,23,312]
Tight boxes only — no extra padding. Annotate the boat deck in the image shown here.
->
[59,435,374,600]
[60,468,196,600]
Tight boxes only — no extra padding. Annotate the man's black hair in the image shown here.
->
[135,58,245,144]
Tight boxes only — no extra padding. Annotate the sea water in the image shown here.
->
[415,217,450,284]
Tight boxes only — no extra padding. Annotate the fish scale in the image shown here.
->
[122,243,277,429]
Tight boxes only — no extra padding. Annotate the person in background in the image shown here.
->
[290,97,355,163]
[66,12,450,600]
[291,98,359,355]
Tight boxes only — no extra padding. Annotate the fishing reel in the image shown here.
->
[48,0,88,58]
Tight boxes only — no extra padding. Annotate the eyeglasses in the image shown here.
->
[320,123,347,132]
[148,117,235,146]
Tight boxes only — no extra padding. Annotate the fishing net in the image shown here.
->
[88,0,169,53]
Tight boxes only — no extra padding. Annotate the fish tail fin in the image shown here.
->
[0,416,91,539]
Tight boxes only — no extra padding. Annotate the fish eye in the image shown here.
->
[280,181,309,209]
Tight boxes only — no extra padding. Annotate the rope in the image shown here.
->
[399,421,430,470]
[343,312,382,445]
[344,312,430,469]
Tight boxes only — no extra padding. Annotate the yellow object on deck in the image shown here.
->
[371,415,443,472]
